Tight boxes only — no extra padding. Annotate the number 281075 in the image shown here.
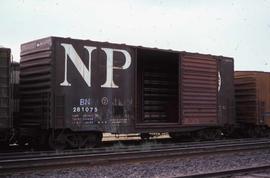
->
[72,107,98,113]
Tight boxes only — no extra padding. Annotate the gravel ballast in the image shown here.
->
[2,149,270,178]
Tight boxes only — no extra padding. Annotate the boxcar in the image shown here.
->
[19,37,235,149]
[11,62,20,129]
[235,71,270,136]
[0,48,11,146]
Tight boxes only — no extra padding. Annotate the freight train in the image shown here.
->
[1,37,270,150]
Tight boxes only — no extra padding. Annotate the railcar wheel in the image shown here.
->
[191,131,203,142]
[84,132,103,148]
[67,134,82,148]
[192,129,223,141]
[48,134,66,150]
[66,132,103,148]
[203,129,223,140]
[17,136,28,148]
[247,126,266,138]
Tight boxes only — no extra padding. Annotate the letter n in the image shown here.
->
[60,43,96,87]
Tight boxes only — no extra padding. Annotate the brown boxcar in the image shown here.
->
[235,71,270,128]
[0,48,11,144]
[19,37,234,148]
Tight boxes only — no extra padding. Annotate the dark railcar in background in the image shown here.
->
[0,48,11,146]
[235,71,270,136]
[11,62,20,129]
[19,37,234,149]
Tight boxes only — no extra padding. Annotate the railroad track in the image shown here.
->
[1,138,270,174]
[177,165,270,178]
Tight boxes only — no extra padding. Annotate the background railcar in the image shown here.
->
[19,37,235,149]
[11,62,20,130]
[0,48,12,147]
[235,71,270,137]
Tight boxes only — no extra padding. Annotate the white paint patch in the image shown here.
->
[218,71,221,92]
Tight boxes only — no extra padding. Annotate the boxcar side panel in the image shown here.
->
[20,38,53,130]
[218,57,235,125]
[54,38,135,133]
[11,62,20,128]
[235,71,259,125]
[0,48,11,132]
[20,36,235,136]
[257,72,270,126]
[181,53,218,125]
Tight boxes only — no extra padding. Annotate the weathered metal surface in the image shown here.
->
[20,37,135,133]
[11,62,20,127]
[0,48,11,131]
[181,54,218,125]
[20,36,235,134]
[218,57,235,125]
[54,38,135,133]
[20,38,53,128]
[235,71,270,126]
[180,54,234,126]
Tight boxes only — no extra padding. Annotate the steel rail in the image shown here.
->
[1,137,269,160]
[1,138,270,174]
[176,165,270,178]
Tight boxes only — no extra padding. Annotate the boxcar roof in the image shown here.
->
[21,36,233,60]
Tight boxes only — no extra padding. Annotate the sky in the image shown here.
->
[1,0,270,71]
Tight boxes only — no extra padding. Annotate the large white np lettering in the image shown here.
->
[60,44,96,87]
[60,43,131,88]
[101,48,131,88]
